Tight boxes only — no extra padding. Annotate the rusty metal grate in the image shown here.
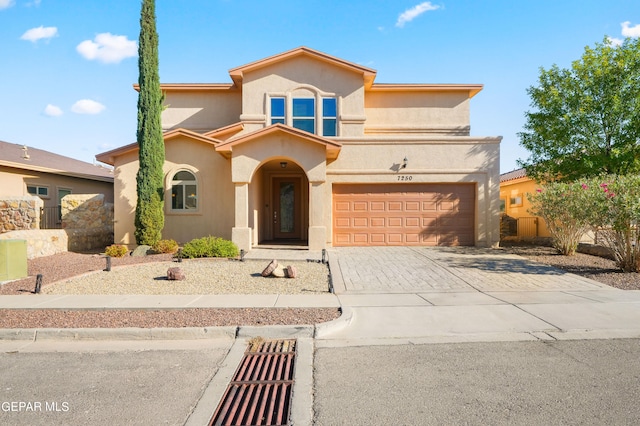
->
[209,339,296,426]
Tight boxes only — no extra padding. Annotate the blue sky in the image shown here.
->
[1,0,638,172]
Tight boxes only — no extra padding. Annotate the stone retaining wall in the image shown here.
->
[0,230,68,259]
[62,194,114,252]
[0,196,42,233]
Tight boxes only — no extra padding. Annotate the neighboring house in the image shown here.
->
[0,140,114,229]
[97,47,502,251]
[499,168,550,238]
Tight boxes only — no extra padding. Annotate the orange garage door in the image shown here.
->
[332,183,475,246]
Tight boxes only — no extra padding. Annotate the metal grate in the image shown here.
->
[210,339,296,426]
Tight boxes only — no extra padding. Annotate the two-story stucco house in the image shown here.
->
[96,47,501,251]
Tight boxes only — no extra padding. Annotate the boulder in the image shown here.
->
[271,265,286,278]
[284,265,297,278]
[167,267,186,281]
[261,259,278,277]
[131,245,152,257]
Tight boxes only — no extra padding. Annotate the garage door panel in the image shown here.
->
[353,217,368,227]
[388,217,403,227]
[333,184,475,247]
[370,217,385,227]
[353,201,368,211]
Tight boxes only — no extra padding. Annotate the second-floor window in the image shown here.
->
[292,98,315,133]
[270,95,337,136]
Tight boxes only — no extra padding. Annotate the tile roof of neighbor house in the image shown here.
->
[500,168,527,183]
[0,140,114,183]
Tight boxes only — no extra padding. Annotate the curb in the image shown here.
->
[0,326,237,341]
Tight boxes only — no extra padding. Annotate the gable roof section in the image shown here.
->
[0,140,113,183]
[228,46,377,88]
[95,129,220,166]
[203,122,244,140]
[215,123,342,160]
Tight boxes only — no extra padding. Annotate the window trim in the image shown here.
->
[509,194,523,207]
[267,89,338,136]
[166,168,200,214]
[27,184,49,198]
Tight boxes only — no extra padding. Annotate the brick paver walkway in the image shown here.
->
[332,247,609,294]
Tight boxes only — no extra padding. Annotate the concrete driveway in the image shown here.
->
[320,246,640,345]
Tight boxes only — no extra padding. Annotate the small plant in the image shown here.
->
[104,244,128,258]
[181,236,239,259]
[152,239,179,254]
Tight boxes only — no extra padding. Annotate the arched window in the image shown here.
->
[171,170,197,210]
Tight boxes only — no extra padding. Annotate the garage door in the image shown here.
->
[332,183,475,246]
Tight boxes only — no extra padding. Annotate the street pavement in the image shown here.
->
[2,246,640,425]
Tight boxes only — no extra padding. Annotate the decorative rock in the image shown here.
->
[167,267,186,281]
[284,265,297,278]
[131,245,152,257]
[271,265,286,278]
[261,259,278,277]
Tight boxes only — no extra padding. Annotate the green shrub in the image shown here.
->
[181,236,239,259]
[152,239,179,254]
[105,244,128,258]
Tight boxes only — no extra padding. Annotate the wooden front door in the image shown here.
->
[272,177,302,240]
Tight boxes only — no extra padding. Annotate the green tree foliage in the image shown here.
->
[518,37,640,182]
[527,181,595,255]
[134,0,165,246]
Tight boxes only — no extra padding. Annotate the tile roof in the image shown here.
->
[0,140,113,183]
[500,168,527,183]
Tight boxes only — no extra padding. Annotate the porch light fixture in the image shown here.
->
[280,161,287,168]
[402,157,408,169]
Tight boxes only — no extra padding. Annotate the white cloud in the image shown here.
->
[0,0,15,10]
[621,21,640,38]
[396,2,440,28]
[44,104,63,117]
[76,33,137,64]
[20,26,58,42]
[71,99,106,115]
[607,36,623,47]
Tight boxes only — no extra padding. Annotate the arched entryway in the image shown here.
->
[251,159,309,246]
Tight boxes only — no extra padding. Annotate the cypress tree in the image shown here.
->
[134,0,164,245]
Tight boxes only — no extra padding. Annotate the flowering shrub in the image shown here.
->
[584,175,640,272]
[531,175,640,271]
[527,181,595,255]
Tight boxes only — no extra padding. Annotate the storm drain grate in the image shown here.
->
[209,339,296,426]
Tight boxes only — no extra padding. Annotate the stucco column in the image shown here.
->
[308,181,326,250]
[232,182,252,252]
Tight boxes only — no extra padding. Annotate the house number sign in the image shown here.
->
[397,175,413,181]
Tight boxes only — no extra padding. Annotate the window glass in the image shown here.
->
[322,98,337,117]
[322,98,337,136]
[27,185,48,197]
[172,185,184,209]
[171,171,197,210]
[173,171,195,181]
[271,97,285,125]
[293,98,314,117]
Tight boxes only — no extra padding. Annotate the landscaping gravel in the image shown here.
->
[0,252,339,329]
